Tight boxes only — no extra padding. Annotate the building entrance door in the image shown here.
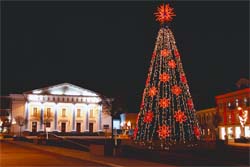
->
[32,122,37,132]
[89,123,93,133]
[61,123,66,132]
[76,123,81,133]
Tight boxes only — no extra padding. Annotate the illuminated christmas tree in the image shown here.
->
[134,4,201,149]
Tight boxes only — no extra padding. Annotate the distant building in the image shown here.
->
[195,108,217,140]
[215,88,250,140]
[10,83,112,135]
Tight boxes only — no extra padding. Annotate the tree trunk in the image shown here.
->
[19,126,21,137]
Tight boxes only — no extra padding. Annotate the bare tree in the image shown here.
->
[15,116,27,136]
[102,96,128,139]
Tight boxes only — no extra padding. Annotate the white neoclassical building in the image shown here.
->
[10,83,112,134]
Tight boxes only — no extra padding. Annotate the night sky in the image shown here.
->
[1,1,249,112]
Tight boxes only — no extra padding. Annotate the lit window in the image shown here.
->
[33,108,38,117]
[62,108,66,117]
[77,109,81,117]
[46,108,51,117]
[90,109,94,118]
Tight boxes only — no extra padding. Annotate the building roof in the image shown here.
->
[196,108,216,114]
[215,88,250,101]
[23,83,101,97]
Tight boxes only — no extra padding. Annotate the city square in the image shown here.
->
[1,1,249,166]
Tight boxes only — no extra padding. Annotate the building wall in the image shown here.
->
[10,94,112,135]
[215,88,250,140]
[10,94,26,135]
[195,108,217,140]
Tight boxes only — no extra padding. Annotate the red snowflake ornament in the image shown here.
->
[187,99,194,110]
[159,72,170,83]
[168,60,176,68]
[180,74,187,84]
[157,125,171,139]
[174,110,187,123]
[144,110,154,123]
[193,126,201,138]
[160,49,170,57]
[171,85,182,96]
[149,86,157,98]
[159,98,170,109]
[174,49,180,58]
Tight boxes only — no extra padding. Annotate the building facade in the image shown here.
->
[215,88,250,140]
[195,108,217,140]
[10,83,112,135]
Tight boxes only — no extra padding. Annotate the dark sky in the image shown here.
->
[1,1,249,112]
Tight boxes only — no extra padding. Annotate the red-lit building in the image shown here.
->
[215,88,250,140]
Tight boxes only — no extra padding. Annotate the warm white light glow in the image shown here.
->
[245,126,250,137]
[239,110,248,127]
[220,127,226,140]
[235,127,241,139]
[32,90,42,94]
[127,121,131,127]
[51,90,64,95]
[28,95,39,101]
[12,118,16,125]
[237,107,242,110]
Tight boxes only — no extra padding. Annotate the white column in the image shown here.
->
[98,105,102,131]
[54,103,58,131]
[85,104,90,132]
[40,103,44,131]
[24,102,29,131]
[72,104,76,132]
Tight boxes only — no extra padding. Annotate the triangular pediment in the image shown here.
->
[24,83,99,97]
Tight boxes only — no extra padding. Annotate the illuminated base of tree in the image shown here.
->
[133,139,200,150]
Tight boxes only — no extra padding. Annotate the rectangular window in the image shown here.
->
[33,107,38,117]
[62,108,66,117]
[90,109,94,118]
[77,109,81,117]
[47,108,51,117]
